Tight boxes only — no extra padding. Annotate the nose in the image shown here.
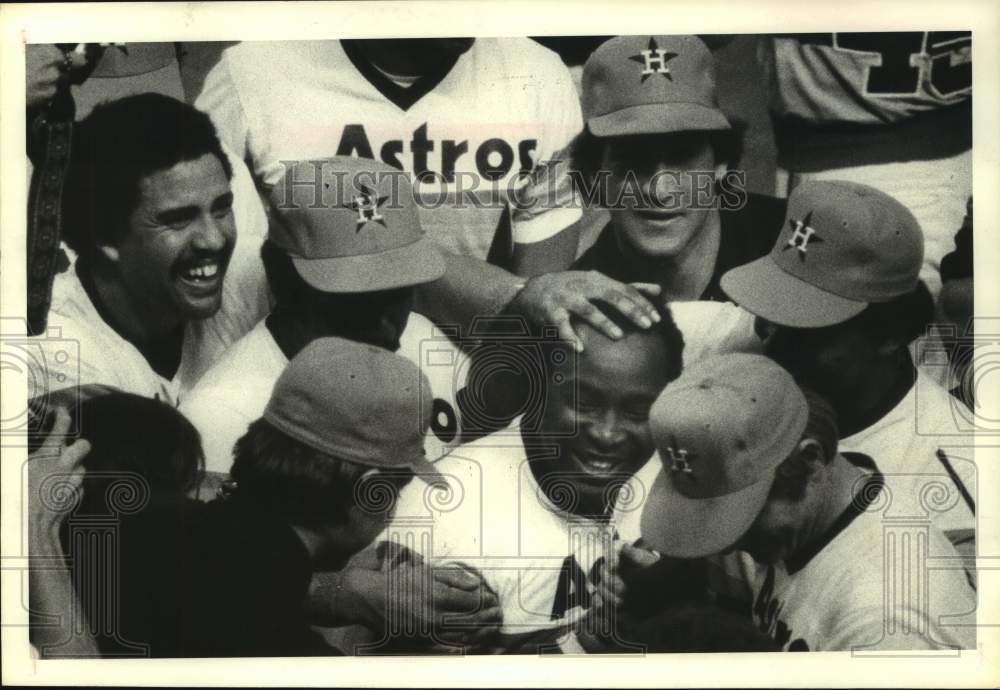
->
[585,410,627,450]
[191,214,230,253]
[644,163,684,209]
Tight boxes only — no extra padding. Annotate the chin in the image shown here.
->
[179,295,224,321]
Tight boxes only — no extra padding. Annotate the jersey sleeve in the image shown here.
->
[226,148,268,245]
[178,383,255,474]
[510,51,584,245]
[668,301,763,368]
[195,50,252,164]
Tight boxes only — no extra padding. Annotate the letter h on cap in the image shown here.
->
[665,439,695,474]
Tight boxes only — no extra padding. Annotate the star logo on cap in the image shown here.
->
[782,211,824,260]
[343,184,389,231]
[664,436,696,474]
[629,38,678,82]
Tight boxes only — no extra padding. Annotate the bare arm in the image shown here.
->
[28,409,99,658]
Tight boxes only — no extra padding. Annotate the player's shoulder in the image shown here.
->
[181,321,279,410]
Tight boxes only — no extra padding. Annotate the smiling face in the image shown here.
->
[602,132,723,260]
[534,325,674,517]
[111,154,236,322]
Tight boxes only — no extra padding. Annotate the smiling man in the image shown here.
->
[38,94,270,405]
[571,35,786,303]
[374,303,684,652]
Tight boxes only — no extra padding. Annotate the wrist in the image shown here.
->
[340,566,385,629]
[502,278,530,314]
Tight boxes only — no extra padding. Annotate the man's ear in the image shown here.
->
[794,438,826,480]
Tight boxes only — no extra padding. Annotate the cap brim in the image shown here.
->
[588,102,730,137]
[639,467,774,559]
[292,236,445,293]
[720,255,868,328]
[409,454,448,487]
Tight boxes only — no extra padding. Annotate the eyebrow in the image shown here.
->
[153,192,234,226]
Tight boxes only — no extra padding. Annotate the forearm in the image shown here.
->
[307,567,386,630]
[414,252,523,335]
[510,225,580,278]
[28,530,99,658]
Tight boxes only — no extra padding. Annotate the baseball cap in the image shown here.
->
[582,35,730,137]
[266,156,445,293]
[262,336,444,484]
[638,353,808,558]
[720,180,924,328]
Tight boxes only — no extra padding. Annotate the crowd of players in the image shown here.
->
[24,33,976,656]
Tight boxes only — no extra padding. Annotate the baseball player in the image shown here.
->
[196,37,672,366]
[34,94,269,406]
[180,157,469,477]
[763,32,972,297]
[376,303,685,652]
[615,353,976,651]
[720,180,976,572]
[569,35,786,304]
[196,37,581,268]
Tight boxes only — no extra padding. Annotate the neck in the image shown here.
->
[266,308,317,361]
[788,454,866,566]
[616,210,721,301]
[349,41,423,77]
[83,260,181,344]
[836,351,915,437]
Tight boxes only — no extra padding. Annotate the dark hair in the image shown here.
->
[567,124,744,206]
[853,280,935,347]
[62,93,232,259]
[569,299,685,380]
[769,388,839,502]
[229,418,396,527]
[26,391,204,523]
[465,301,685,436]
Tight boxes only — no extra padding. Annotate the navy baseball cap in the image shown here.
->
[721,180,924,328]
[267,156,445,293]
[263,337,444,484]
[638,353,809,558]
[582,35,730,137]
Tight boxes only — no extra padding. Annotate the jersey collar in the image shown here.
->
[340,39,465,111]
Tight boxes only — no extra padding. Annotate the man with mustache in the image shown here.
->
[372,304,685,653]
[36,93,269,405]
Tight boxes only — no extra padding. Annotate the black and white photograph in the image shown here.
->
[2,1,997,686]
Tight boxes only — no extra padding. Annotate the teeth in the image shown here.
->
[183,263,219,280]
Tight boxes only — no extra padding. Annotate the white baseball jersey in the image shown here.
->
[196,39,583,260]
[840,374,975,548]
[180,313,470,474]
[35,229,270,408]
[382,419,616,642]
